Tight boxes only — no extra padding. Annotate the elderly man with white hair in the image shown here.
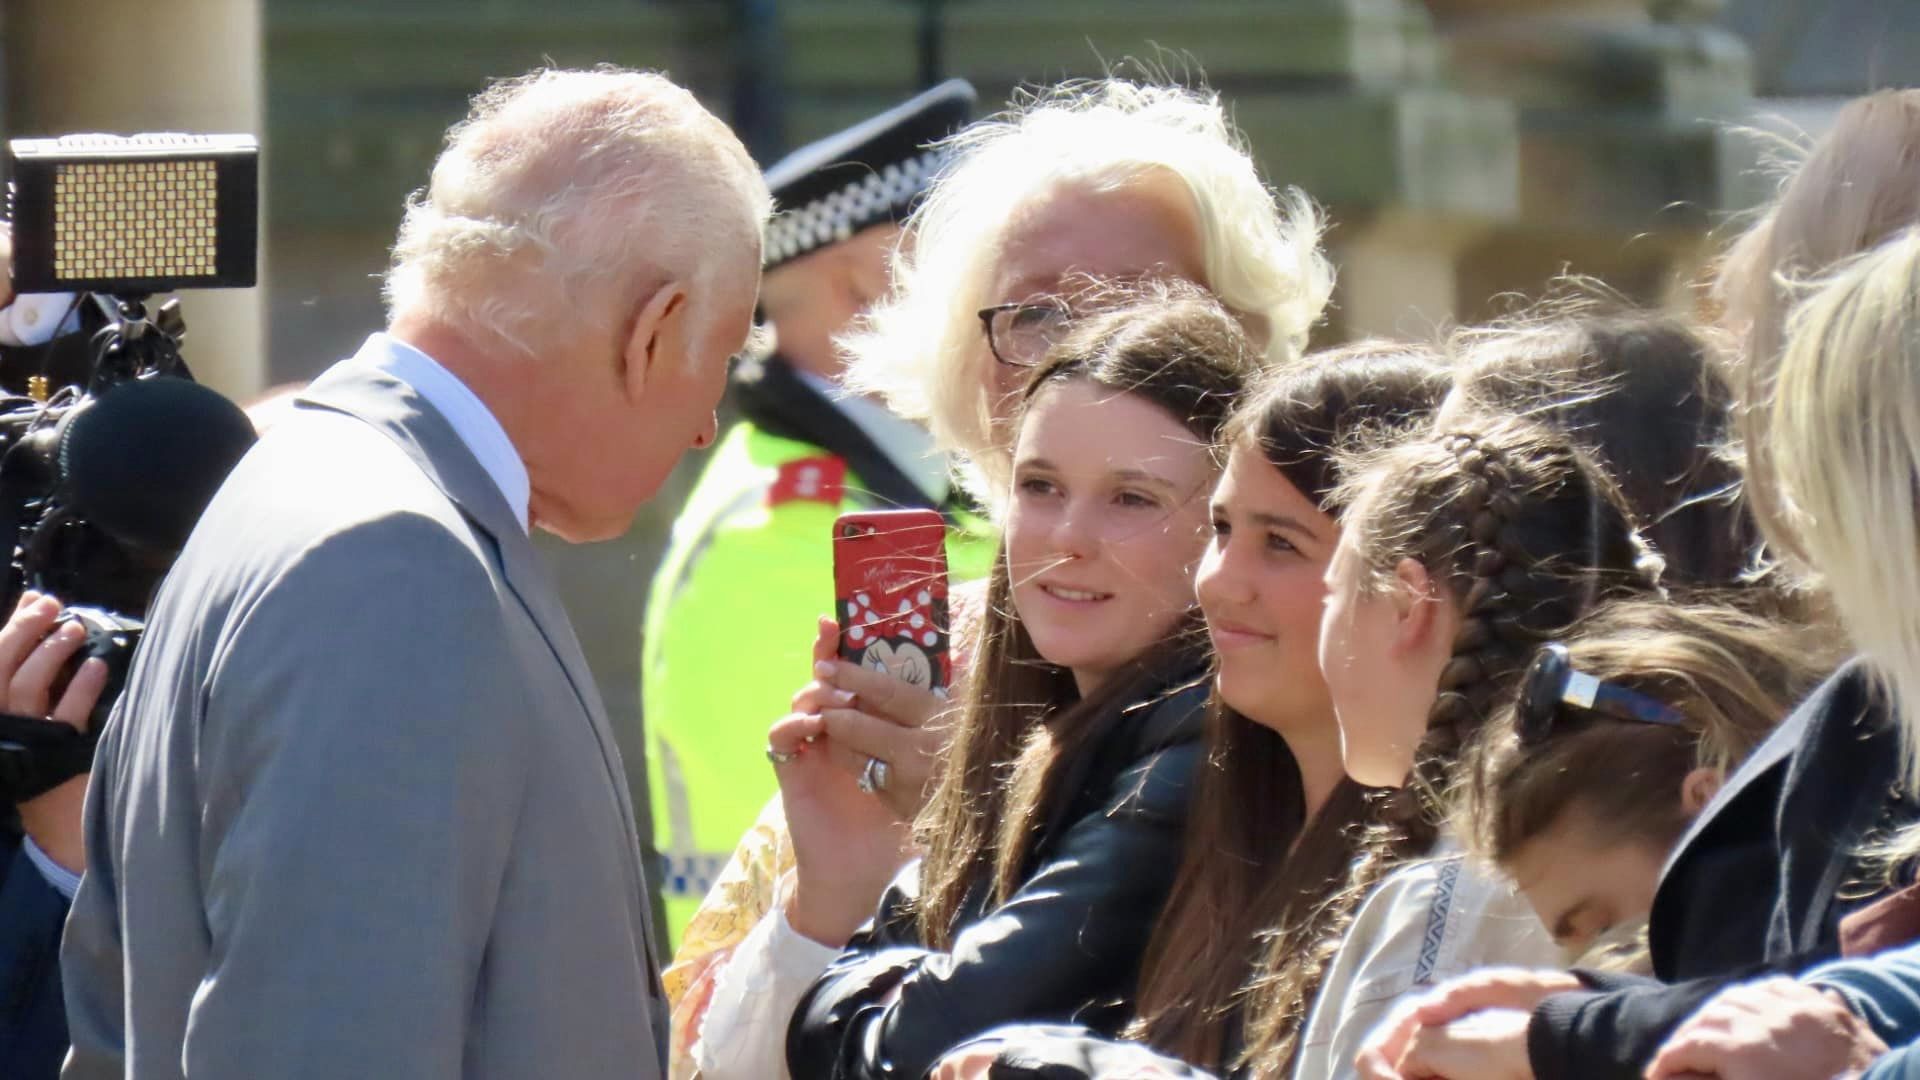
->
[59,67,769,1080]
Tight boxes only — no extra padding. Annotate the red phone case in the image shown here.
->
[833,509,951,693]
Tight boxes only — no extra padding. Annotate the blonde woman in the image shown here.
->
[842,78,1331,512]
[1716,88,1920,565]
[667,77,1333,1080]
[1640,227,1920,1080]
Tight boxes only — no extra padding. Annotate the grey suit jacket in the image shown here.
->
[61,360,667,1079]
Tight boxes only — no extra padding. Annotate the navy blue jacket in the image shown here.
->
[0,828,73,1079]
[1528,660,1916,1080]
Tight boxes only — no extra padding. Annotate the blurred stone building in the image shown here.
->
[2,0,1915,833]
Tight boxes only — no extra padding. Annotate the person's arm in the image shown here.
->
[1807,941,1920,1047]
[692,893,842,1080]
[1523,972,1740,1080]
[183,513,532,1078]
[787,739,1201,1080]
[2,589,111,882]
[58,732,128,1079]
[0,837,75,1079]
[1643,977,1888,1080]
[1863,1040,1920,1080]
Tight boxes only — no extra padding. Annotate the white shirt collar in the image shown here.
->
[351,332,531,532]
[796,370,950,505]
[23,834,80,900]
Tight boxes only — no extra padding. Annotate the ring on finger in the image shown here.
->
[858,755,890,794]
[765,745,801,766]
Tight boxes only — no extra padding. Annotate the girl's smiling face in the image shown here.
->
[1195,441,1339,735]
[1003,376,1215,695]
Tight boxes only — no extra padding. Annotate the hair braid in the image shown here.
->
[1250,419,1660,1075]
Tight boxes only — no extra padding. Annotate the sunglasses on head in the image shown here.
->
[1518,642,1691,743]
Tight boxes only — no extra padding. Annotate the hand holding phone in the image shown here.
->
[832,509,950,695]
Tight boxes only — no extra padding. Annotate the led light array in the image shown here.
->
[52,160,219,280]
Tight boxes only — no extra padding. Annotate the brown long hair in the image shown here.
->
[913,280,1258,947]
[1713,90,1920,566]
[1461,597,1842,873]
[1449,310,1755,590]
[1128,342,1451,1072]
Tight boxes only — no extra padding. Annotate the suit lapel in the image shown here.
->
[298,363,663,983]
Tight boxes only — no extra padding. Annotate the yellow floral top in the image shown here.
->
[664,794,795,1078]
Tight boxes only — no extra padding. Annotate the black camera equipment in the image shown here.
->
[0,133,262,803]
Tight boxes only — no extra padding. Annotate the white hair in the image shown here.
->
[840,78,1334,511]
[1767,227,1920,786]
[384,67,771,360]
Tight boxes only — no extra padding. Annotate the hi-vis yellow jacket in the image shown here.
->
[641,359,993,947]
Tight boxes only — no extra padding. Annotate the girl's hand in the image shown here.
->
[767,705,914,947]
[1359,968,1582,1078]
[1393,1008,1535,1080]
[788,615,951,820]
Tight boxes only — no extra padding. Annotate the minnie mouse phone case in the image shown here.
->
[832,509,950,694]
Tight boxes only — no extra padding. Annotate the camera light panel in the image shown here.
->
[7,133,259,294]
[53,159,221,281]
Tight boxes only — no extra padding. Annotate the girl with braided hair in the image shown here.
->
[1292,414,1663,1078]
[1355,100,1920,1080]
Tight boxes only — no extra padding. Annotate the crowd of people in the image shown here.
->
[649,73,1920,1080]
[4,60,1920,1080]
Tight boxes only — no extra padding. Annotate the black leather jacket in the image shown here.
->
[947,1023,1214,1080]
[785,676,1208,1080]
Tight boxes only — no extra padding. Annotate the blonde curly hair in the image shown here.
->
[840,77,1334,514]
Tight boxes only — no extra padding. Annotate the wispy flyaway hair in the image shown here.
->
[386,67,770,361]
[842,78,1333,514]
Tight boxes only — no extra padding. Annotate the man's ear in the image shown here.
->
[1389,556,1444,655]
[1681,766,1723,816]
[620,280,690,402]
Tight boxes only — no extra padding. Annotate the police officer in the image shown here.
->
[641,81,987,945]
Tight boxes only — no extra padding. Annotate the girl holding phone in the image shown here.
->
[782,279,1254,1080]
[674,77,1332,1080]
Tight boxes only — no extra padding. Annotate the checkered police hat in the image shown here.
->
[762,79,977,269]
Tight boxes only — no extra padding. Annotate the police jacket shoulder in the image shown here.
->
[786,675,1208,1080]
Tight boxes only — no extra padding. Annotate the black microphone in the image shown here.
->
[55,375,257,553]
